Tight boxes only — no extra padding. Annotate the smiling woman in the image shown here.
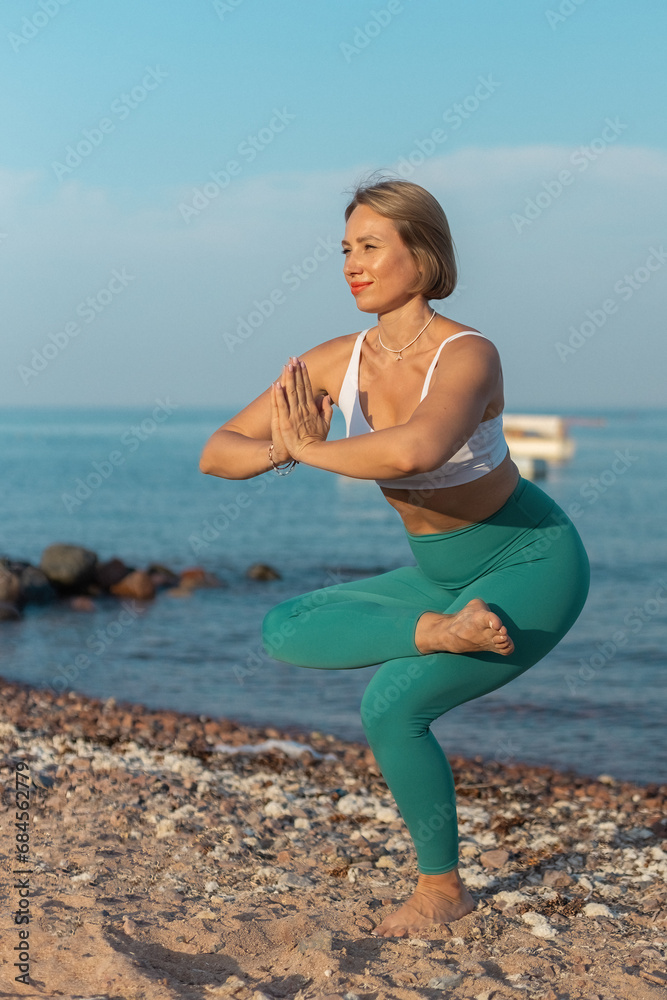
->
[199,173,590,939]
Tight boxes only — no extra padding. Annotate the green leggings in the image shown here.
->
[261,477,590,874]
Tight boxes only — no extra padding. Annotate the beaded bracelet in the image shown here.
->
[268,443,299,476]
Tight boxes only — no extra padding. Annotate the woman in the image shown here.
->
[199,176,590,938]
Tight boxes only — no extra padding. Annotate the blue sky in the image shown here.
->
[1,0,666,410]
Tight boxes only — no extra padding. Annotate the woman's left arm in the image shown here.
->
[274,339,500,480]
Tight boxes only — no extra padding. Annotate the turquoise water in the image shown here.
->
[0,405,665,785]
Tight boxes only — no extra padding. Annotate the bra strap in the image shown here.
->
[420,331,489,400]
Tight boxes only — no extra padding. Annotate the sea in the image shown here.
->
[0,406,665,786]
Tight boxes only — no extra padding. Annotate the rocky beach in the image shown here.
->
[1,674,666,1000]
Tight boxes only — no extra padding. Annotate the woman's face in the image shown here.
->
[341,204,423,313]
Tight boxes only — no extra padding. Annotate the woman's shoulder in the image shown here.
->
[294,331,367,396]
[436,323,499,356]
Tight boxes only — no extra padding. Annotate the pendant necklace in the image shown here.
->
[377,309,436,360]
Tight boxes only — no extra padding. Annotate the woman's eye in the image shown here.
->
[340,249,349,255]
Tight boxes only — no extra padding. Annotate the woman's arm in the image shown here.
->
[281,337,501,479]
[199,338,338,480]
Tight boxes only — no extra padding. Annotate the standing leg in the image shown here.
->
[364,538,589,936]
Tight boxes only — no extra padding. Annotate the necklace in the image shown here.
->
[377,309,437,360]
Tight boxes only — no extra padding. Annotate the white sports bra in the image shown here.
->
[337,328,509,489]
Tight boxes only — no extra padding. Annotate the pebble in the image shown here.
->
[478,848,509,869]
[276,871,313,889]
[428,971,463,989]
[520,911,558,939]
[354,915,374,932]
[297,928,333,953]
[542,868,574,887]
[582,902,614,918]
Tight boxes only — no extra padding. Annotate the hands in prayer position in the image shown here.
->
[271,356,333,463]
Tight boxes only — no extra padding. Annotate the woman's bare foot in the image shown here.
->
[372,869,475,938]
[415,598,514,656]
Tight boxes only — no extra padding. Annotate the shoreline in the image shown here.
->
[0,670,659,790]
[1,672,666,999]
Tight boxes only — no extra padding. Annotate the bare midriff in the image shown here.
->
[379,450,521,535]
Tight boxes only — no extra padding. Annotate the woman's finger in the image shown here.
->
[273,379,288,419]
[293,359,309,410]
[297,360,315,407]
[283,362,299,405]
[270,380,280,430]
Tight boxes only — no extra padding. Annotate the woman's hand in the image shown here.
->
[269,375,292,465]
[271,356,333,462]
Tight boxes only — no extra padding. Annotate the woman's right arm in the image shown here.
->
[199,338,342,480]
[199,383,280,480]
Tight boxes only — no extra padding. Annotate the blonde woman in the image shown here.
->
[200,177,589,938]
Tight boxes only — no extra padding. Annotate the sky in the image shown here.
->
[1,0,666,412]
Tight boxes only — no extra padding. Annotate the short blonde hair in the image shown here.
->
[344,175,458,299]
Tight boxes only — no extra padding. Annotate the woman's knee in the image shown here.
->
[261,589,329,658]
[360,661,426,740]
[261,600,299,658]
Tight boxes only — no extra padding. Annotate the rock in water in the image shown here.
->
[18,566,57,604]
[179,567,225,589]
[0,564,21,603]
[246,563,281,580]
[95,558,133,590]
[39,543,98,592]
[146,562,180,587]
[110,570,156,600]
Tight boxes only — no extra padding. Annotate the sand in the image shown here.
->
[1,674,665,1000]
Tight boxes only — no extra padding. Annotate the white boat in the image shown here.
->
[502,414,576,463]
